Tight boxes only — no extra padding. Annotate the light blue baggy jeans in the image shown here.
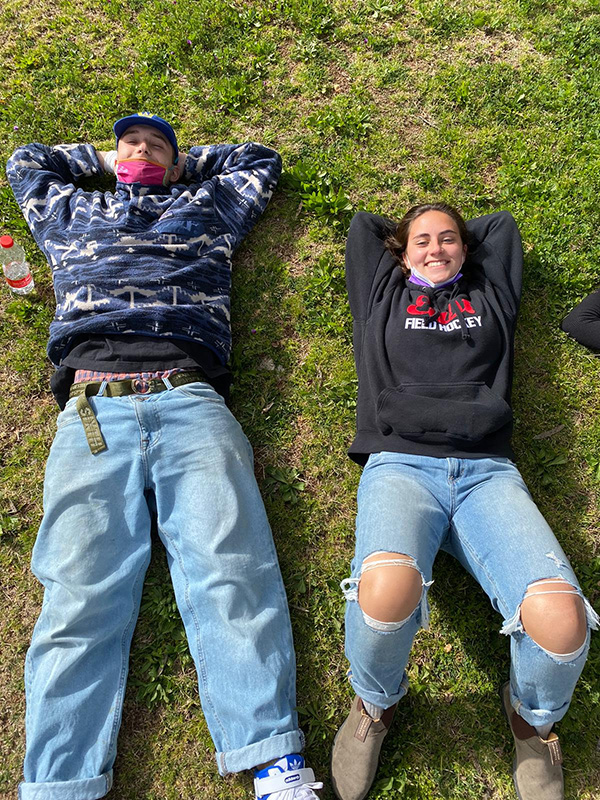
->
[343,452,598,728]
[20,382,302,800]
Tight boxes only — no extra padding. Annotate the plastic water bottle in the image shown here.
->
[0,235,34,295]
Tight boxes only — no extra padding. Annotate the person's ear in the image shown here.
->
[168,164,182,183]
[461,244,467,264]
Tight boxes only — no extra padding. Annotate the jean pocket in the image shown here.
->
[173,381,223,402]
[376,381,512,444]
[56,397,80,429]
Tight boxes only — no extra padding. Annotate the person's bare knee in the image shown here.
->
[358,552,423,623]
[521,579,587,654]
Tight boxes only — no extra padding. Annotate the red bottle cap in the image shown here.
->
[0,235,14,248]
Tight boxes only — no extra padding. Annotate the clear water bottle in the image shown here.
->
[0,235,34,295]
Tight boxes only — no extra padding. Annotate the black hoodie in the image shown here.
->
[346,210,523,465]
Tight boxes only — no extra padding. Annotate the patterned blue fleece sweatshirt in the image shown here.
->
[6,141,282,366]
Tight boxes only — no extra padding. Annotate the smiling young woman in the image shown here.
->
[330,203,598,800]
[386,202,469,285]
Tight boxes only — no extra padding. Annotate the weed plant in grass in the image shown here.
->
[1,0,600,798]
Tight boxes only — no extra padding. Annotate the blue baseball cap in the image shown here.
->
[113,113,179,163]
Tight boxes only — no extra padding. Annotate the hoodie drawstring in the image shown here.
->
[422,283,471,341]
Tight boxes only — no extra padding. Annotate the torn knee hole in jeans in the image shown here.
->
[340,553,434,632]
[500,562,599,660]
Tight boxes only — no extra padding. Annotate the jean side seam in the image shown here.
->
[276,570,298,734]
[24,649,33,743]
[157,522,231,751]
[107,548,152,759]
[255,521,299,740]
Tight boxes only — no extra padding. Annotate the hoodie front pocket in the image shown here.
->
[376,382,512,444]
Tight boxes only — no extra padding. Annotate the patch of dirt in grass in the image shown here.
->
[0,0,115,51]
[287,412,316,473]
[286,228,340,279]
[478,160,500,196]
[281,235,311,278]
[230,194,313,283]
[0,559,38,797]
[252,445,272,481]
[326,58,355,96]
[456,29,545,67]
[0,0,63,40]
[405,28,545,77]
[264,198,313,273]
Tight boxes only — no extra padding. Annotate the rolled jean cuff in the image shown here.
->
[216,729,304,776]
[349,672,410,711]
[509,631,591,729]
[19,771,113,800]
[508,680,572,729]
[513,701,570,730]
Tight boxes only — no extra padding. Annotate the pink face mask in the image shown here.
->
[116,158,172,186]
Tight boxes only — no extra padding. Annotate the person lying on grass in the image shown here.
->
[7,112,322,800]
[330,204,598,800]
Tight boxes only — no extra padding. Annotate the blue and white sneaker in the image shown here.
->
[254,754,323,799]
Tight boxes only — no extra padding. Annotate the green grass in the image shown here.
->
[1,0,600,798]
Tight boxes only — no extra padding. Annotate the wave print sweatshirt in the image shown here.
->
[6,141,281,366]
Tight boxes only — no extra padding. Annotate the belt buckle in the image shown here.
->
[132,378,150,394]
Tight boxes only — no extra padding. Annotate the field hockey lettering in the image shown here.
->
[404,315,482,332]
[405,294,481,332]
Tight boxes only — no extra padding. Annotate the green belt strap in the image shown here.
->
[69,370,205,400]
[71,371,207,453]
[76,386,107,455]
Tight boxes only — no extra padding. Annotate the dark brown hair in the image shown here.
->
[385,202,470,277]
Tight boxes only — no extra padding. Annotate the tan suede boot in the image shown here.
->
[330,696,396,800]
[501,682,564,800]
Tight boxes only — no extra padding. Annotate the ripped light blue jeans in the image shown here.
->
[20,382,302,800]
[343,452,599,728]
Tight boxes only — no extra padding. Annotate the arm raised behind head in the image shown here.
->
[6,142,103,252]
[184,142,282,247]
[561,288,600,351]
[466,211,523,314]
